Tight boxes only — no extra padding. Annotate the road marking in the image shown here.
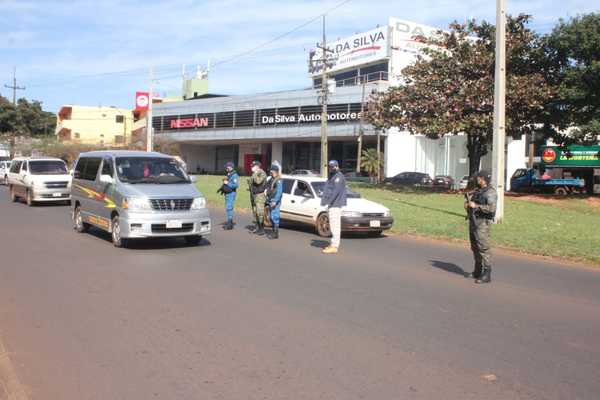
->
[0,337,30,400]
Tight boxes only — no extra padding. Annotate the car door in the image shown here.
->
[95,157,116,228]
[287,180,318,224]
[7,160,21,187]
[16,161,29,196]
[279,178,296,221]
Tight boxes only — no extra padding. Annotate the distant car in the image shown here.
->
[458,175,470,191]
[290,169,320,177]
[384,172,433,188]
[279,175,393,237]
[0,160,11,185]
[344,171,371,183]
[7,157,72,206]
[433,175,455,191]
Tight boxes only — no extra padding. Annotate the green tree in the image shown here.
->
[360,148,383,182]
[368,15,555,176]
[544,13,600,145]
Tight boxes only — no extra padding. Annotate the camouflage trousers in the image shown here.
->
[252,193,266,225]
[469,219,492,276]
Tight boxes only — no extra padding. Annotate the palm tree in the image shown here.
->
[360,148,383,183]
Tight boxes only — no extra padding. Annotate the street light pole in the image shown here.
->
[492,0,506,222]
[146,66,154,153]
[319,15,329,178]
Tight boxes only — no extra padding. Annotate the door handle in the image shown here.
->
[291,200,296,203]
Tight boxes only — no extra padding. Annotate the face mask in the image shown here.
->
[251,166,258,173]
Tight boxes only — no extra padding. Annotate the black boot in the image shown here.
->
[466,262,482,279]
[254,222,265,236]
[475,266,491,284]
[223,220,234,230]
[269,225,279,239]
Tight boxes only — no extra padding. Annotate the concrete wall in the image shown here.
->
[179,144,216,173]
[506,135,526,191]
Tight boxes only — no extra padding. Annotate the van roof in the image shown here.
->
[78,150,172,158]
[12,156,65,162]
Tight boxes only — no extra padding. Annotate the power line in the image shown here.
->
[4,67,25,104]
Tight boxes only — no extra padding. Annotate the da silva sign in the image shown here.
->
[309,26,390,75]
[261,111,362,125]
[541,146,600,167]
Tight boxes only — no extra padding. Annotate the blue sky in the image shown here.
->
[0,0,596,113]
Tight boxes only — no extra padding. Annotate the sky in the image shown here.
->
[0,0,597,113]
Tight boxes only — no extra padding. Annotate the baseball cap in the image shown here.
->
[328,160,339,167]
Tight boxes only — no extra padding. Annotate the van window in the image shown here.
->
[10,161,21,173]
[29,160,67,175]
[101,158,114,177]
[21,161,28,172]
[74,158,86,179]
[81,158,101,181]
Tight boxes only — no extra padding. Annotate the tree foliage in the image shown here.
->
[544,13,600,145]
[0,95,56,137]
[360,148,383,181]
[368,15,555,176]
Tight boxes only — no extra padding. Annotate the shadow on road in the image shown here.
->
[429,260,467,276]
[85,227,211,250]
[310,239,330,249]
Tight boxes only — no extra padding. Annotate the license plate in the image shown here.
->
[166,220,183,229]
[52,192,63,197]
[370,220,381,228]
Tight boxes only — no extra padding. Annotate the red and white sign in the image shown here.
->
[170,117,209,129]
[135,92,150,110]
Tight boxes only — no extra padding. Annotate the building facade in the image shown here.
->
[152,17,527,184]
[55,105,133,147]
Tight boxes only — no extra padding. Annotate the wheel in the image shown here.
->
[316,213,332,237]
[184,235,202,245]
[73,205,90,233]
[10,186,18,202]
[26,189,35,206]
[111,215,128,248]
[554,186,568,196]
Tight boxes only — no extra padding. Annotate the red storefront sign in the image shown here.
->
[170,117,209,129]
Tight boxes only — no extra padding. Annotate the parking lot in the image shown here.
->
[1,185,599,399]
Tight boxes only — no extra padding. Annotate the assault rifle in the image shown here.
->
[464,191,476,225]
[247,178,257,214]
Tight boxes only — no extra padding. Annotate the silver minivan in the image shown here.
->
[71,150,211,248]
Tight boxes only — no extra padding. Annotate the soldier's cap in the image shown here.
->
[475,170,492,183]
[328,160,339,167]
[269,164,280,172]
[251,160,262,167]
[225,161,235,169]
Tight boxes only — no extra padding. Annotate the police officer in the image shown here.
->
[320,160,347,254]
[465,170,497,283]
[266,163,283,239]
[223,161,239,230]
[249,160,268,236]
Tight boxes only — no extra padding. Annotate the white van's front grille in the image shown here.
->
[45,181,69,188]
[150,198,193,211]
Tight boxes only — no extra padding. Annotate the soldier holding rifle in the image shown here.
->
[247,160,268,236]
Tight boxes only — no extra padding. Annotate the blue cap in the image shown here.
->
[225,161,235,169]
[328,160,339,167]
[270,164,280,172]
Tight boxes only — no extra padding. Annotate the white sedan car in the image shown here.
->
[279,175,394,237]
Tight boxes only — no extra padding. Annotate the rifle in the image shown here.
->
[464,191,476,225]
[247,178,257,215]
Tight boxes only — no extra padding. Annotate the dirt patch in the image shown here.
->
[0,337,30,400]
[586,197,600,209]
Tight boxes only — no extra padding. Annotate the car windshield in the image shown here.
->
[29,160,68,175]
[115,157,189,184]
[311,182,361,198]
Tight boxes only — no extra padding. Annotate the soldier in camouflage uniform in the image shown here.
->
[465,170,497,284]
[249,160,268,236]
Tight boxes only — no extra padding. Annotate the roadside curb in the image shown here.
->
[0,336,29,400]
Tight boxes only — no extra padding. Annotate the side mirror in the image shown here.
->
[189,175,198,183]
[99,174,114,185]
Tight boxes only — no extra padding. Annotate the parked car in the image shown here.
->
[7,157,72,206]
[458,175,470,191]
[384,172,433,188]
[71,150,211,248]
[433,175,455,191]
[278,175,394,237]
[0,160,11,185]
[290,169,320,177]
[344,171,371,183]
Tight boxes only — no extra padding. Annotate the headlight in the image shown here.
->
[191,197,206,210]
[383,210,392,217]
[342,210,362,218]
[123,197,152,211]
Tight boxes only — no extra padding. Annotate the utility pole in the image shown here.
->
[4,67,25,105]
[319,15,329,178]
[146,67,154,152]
[528,131,535,169]
[492,0,506,222]
[356,77,366,174]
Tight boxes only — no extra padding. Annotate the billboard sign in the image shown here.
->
[309,26,390,76]
[541,146,600,167]
[389,18,445,75]
[135,92,150,110]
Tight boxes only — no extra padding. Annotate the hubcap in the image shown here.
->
[113,220,120,243]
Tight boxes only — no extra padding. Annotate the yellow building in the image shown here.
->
[55,105,133,147]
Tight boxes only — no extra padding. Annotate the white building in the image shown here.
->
[153,17,526,186]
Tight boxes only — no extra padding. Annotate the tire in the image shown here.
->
[316,212,332,237]
[73,205,90,233]
[184,235,202,246]
[554,186,568,196]
[111,215,128,248]
[10,186,18,202]
[26,189,35,206]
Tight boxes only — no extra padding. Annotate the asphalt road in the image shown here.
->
[0,186,599,400]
